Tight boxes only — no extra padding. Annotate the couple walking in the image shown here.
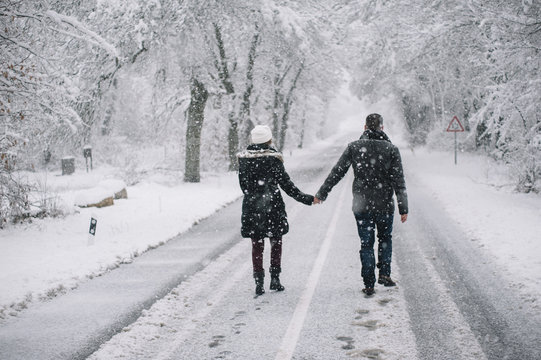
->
[237,113,408,297]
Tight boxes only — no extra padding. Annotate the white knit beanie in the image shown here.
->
[251,125,272,144]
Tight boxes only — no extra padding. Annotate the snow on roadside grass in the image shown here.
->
[0,169,242,320]
[404,148,541,308]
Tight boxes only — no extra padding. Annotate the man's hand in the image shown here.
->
[313,197,322,205]
[400,214,408,223]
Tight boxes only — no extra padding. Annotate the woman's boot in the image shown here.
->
[269,266,285,291]
[254,270,265,295]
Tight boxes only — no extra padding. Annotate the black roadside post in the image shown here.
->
[88,215,97,246]
[43,148,51,166]
[61,156,75,175]
[83,146,92,172]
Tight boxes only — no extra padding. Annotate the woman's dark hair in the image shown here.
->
[366,113,383,130]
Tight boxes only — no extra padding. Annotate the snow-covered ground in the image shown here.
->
[0,168,243,320]
[86,127,541,359]
[405,148,541,308]
[1,115,540,357]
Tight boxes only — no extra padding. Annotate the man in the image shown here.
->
[314,113,408,296]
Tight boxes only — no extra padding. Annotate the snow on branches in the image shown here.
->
[44,10,119,59]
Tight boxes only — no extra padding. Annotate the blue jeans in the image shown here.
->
[354,212,394,288]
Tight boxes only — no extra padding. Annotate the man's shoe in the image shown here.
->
[378,275,396,287]
[362,287,375,296]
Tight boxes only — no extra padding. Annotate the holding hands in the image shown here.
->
[311,195,408,224]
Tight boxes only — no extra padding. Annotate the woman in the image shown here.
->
[237,125,314,296]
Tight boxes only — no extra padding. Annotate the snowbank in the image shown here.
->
[404,148,541,306]
[0,169,242,319]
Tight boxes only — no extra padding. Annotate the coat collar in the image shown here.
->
[360,129,391,142]
[237,144,284,162]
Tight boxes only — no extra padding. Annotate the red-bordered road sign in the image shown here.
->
[447,116,465,132]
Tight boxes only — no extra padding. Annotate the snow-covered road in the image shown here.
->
[1,135,540,360]
[88,164,419,360]
[395,175,541,360]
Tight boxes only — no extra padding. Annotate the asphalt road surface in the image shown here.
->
[1,136,539,360]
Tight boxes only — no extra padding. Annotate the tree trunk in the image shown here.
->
[272,82,282,142]
[278,64,303,152]
[101,78,117,135]
[212,23,240,171]
[213,24,235,95]
[238,30,260,150]
[272,61,292,145]
[184,78,208,183]
[298,109,306,149]
[228,107,239,171]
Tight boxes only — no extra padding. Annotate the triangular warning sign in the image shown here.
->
[446,116,465,132]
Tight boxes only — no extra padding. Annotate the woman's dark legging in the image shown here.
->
[251,237,282,273]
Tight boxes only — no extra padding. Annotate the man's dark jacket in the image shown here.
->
[316,130,408,215]
[238,143,313,238]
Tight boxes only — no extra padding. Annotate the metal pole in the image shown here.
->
[454,131,457,165]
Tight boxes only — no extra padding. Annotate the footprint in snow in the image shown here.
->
[230,310,246,320]
[214,350,232,359]
[208,335,226,348]
[336,336,355,350]
[351,319,379,330]
[354,309,370,320]
[229,311,247,334]
[346,348,385,359]
[232,322,246,334]
[377,298,392,306]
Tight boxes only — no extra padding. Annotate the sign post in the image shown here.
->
[87,215,97,246]
[83,145,93,172]
[446,116,465,165]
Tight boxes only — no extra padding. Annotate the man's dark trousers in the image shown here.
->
[354,211,394,288]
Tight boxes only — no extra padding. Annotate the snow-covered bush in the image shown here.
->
[0,171,30,227]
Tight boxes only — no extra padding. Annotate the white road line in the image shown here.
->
[275,176,350,360]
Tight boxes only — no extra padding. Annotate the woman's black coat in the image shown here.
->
[237,144,313,239]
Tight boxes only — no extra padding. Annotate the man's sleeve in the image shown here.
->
[390,146,408,214]
[315,145,352,201]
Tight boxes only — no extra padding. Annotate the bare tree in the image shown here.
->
[184,78,209,183]
[211,22,260,171]
[278,63,303,151]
